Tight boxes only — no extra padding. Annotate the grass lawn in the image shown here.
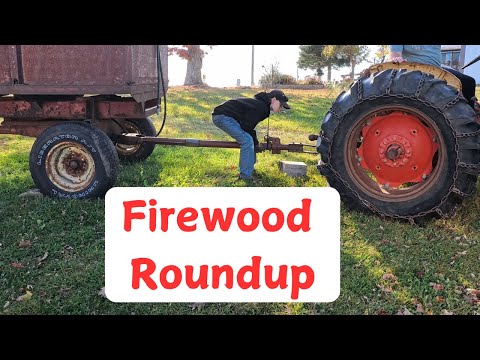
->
[0,86,479,315]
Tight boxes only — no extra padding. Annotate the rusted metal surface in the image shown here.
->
[0,96,152,121]
[265,137,317,154]
[96,100,149,119]
[0,95,158,137]
[0,46,16,86]
[115,134,318,154]
[22,46,129,86]
[45,141,95,192]
[0,99,86,119]
[0,120,64,137]
[0,45,168,102]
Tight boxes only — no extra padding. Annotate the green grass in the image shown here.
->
[0,86,479,315]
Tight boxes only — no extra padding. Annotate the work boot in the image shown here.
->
[237,172,259,185]
[238,169,258,180]
[238,174,255,180]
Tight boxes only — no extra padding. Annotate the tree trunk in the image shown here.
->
[350,55,356,81]
[327,65,332,82]
[184,45,204,86]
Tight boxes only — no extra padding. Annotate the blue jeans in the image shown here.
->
[212,114,256,178]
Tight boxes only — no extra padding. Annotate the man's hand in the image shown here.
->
[254,144,266,153]
[391,56,405,63]
[388,51,405,64]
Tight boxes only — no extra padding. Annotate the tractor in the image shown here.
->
[316,58,480,223]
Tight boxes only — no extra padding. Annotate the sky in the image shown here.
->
[167,45,377,88]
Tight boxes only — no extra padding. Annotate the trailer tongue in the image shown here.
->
[115,133,318,154]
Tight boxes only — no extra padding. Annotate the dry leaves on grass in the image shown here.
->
[452,285,480,305]
[412,298,425,314]
[382,273,398,281]
[429,282,444,291]
[36,252,48,267]
[415,271,425,278]
[188,303,206,310]
[10,262,24,269]
[376,272,399,294]
[18,240,32,248]
[16,291,32,302]
[464,288,480,305]
[98,287,106,298]
[450,250,468,264]
[396,308,413,315]
[376,284,393,293]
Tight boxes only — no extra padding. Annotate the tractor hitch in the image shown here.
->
[258,135,317,154]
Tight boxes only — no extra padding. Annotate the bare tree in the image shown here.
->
[169,45,214,85]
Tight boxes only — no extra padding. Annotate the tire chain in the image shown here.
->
[321,85,479,224]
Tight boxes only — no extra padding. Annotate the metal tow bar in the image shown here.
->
[116,133,319,154]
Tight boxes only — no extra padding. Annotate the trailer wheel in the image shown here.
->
[29,121,119,199]
[114,117,157,162]
[318,68,480,222]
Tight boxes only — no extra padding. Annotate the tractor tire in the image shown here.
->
[317,68,480,222]
[114,117,157,162]
[29,121,119,199]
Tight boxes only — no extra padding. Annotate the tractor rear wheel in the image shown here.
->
[317,68,480,222]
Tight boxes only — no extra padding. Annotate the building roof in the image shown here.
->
[441,45,461,51]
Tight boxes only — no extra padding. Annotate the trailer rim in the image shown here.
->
[115,121,142,155]
[45,141,96,192]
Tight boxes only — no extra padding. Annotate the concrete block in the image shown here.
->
[279,160,307,177]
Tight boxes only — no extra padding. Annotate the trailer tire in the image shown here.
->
[29,121,119,199]
[317,68,480,221]
[114,117,157,162]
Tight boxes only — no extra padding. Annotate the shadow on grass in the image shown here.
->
[323,206,480,315]
[117,146,308,188]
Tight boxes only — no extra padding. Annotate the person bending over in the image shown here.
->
[212,89,290,180]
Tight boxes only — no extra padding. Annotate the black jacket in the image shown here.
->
[212,92,271,145]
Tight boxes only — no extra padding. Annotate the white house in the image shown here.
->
[441,45,480,83]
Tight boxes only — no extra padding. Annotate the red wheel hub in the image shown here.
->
[357,111,438,187]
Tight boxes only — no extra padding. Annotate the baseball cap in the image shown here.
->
[269,89,290,109]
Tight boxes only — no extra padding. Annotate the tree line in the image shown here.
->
[169,45,390,86]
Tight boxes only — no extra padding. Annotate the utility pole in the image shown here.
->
[251,45,254,86]
[271,63,274,88]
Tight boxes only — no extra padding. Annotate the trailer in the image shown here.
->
[0,45,315,199]
[0,45,169,198]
